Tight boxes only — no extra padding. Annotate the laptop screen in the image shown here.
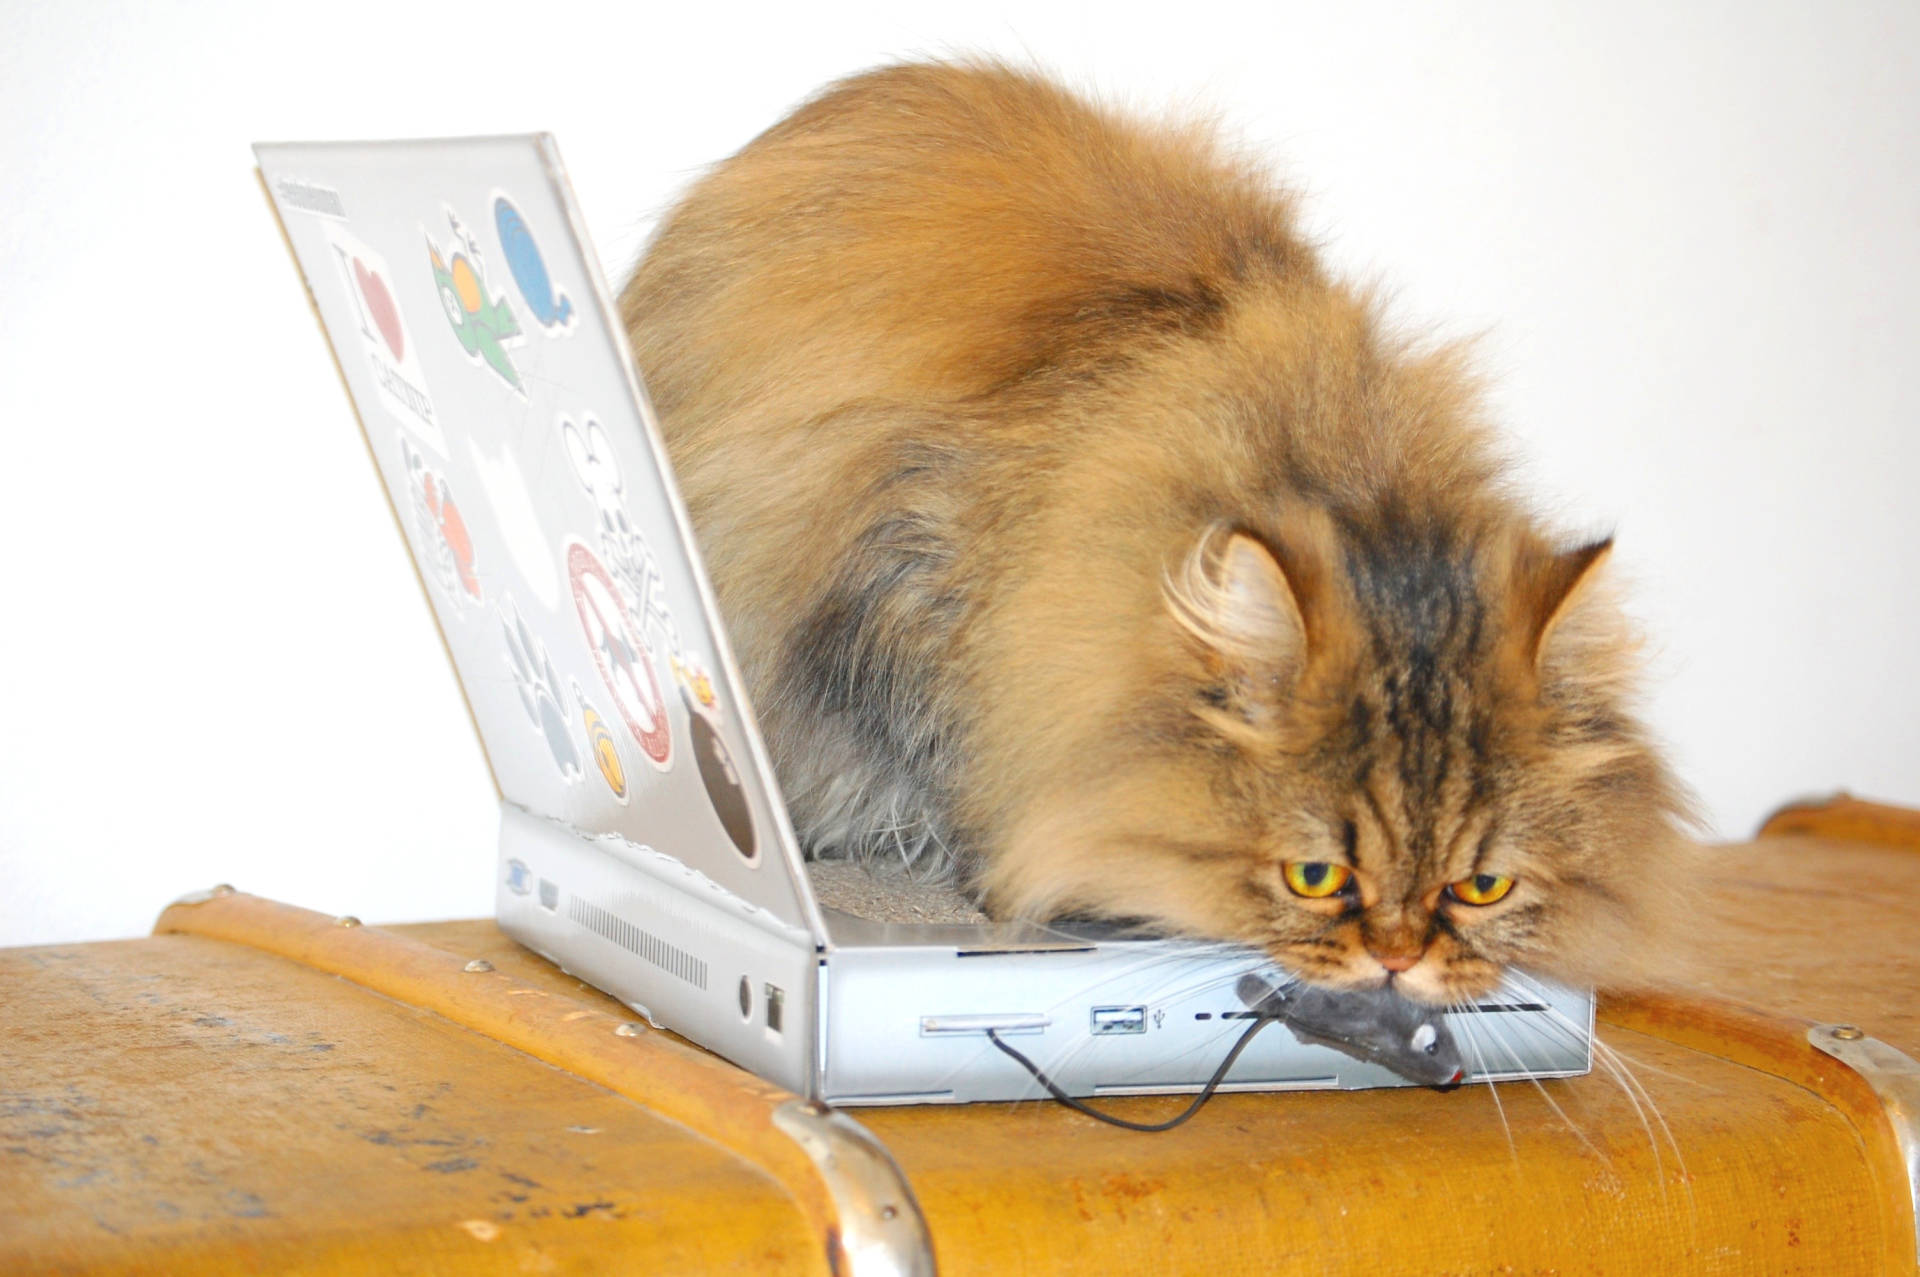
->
[257,136,823,940]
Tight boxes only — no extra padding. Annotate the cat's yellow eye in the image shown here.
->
[1449,873,1514,906]
[1282,861,1353,899]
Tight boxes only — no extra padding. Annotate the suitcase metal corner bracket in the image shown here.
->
[1809,1022,1920,1257]
[771,1099,935,1277]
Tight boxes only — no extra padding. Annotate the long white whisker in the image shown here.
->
[1495,974,1702,1243]
[1451,1004,1516,1166]
[1591,1035,1689,1192]
[1504,974,1693,1188]
[1473,1007,1614,1176]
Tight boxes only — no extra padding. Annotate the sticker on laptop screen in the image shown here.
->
[671,656,721,726]
[575,685,629,804]
[567,539,672,771]
[401,437,482,609]
[326,225,444,453]
[493,193,575,334]
[680,681,756,859]
[560,414,684,660]
[466,438,559,610]
[426,207,524,395]
[273,175,347,221]
[501,599,583,784]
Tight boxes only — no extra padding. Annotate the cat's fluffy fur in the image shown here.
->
[620,62,1697,1002]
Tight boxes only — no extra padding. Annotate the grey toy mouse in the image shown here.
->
[1236,973,1466,1088]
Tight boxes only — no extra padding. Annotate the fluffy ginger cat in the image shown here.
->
[620,62,1696,1003]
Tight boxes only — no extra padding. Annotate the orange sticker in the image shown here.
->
[581,698,628,803]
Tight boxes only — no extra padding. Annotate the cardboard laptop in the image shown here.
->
[255,135,1592,1105]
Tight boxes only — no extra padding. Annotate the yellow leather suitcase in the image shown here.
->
[4,794,1917,1275]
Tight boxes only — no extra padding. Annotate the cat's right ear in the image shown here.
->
[1516,536,1613,672]
[1164,524,1317,682]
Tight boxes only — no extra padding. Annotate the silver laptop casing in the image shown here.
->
[257,134,1593,1105]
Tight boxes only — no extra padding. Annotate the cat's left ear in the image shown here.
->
[1520,537,1613,668]
[1164,522,1320,680]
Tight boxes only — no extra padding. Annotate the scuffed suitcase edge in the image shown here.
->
[154,888,935,1277]
[1811,1024,1920,1266]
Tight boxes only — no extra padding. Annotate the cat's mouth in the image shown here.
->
[1384,967,1453,1005]
[1274,951,1502,1006]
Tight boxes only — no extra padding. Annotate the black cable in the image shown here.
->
[986,1014,1277,1132]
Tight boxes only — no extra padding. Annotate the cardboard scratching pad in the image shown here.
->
[803,860,989,925]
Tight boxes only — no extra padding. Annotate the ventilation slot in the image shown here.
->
[568,897,709,990]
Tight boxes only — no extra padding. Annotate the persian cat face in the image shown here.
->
[1180,518,1689,1003]
[985,510,1693,1006]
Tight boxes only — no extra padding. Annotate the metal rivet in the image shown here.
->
[334,915,362,928]
[211,884,236,898]
[880,1204,899,1221]
[463,959,494,974]
[614,1022,645,1038]
[1832,1025,1865,1040]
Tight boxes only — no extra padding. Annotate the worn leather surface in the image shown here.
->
[3,824,1916,1275]
[1758,793,1920,853]
[0,932,823,1276]
[1688,833,1918,1057]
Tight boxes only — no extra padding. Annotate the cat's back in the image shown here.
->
[620,61,1318,430]
[616,63,1526,877]
[616,64,1339,866]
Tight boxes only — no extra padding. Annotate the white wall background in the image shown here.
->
[3,1,1915,947]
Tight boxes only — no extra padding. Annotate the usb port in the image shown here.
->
[1090,1005,1148,1035]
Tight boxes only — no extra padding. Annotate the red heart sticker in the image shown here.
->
[352,257,406,360]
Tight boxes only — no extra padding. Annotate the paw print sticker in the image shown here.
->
[501,601,582,783]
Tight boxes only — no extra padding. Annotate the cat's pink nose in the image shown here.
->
[1373,952,1421,973]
